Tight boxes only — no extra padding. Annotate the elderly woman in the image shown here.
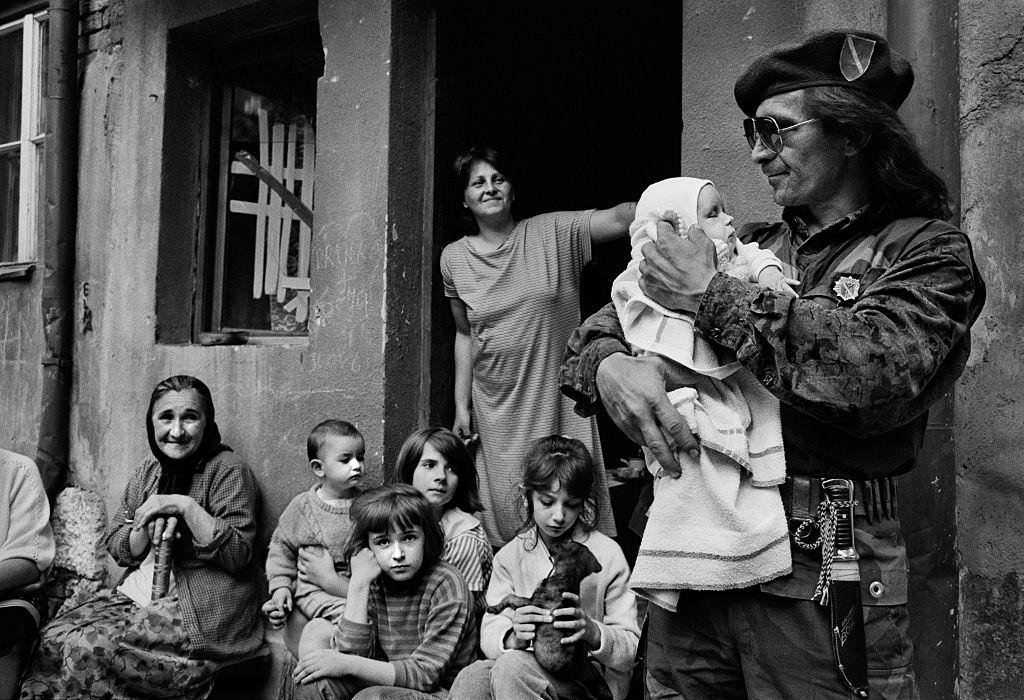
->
[20,375,263,700]
[440,146,634,547]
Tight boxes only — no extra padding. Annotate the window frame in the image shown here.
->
[0,9,46,277]
[156,8,320,345]
[206,81,317,341]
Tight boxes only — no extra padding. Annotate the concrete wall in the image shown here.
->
[0,273,44,456]
[65,0,417,555]
[956,1,1024,696]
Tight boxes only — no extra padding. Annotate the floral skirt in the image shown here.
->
[19,588,216,700]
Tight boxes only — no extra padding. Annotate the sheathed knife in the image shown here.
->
[821,478,870,697]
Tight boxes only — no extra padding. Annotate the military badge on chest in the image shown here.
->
[832,275,862,303]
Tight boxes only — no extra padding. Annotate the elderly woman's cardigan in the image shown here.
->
[105,449,264,658]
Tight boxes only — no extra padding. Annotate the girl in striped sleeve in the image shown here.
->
[391,427,493,614]
[293,484,478,699]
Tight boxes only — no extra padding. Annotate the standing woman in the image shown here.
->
[440,146,634,546]
[20,375,264,700]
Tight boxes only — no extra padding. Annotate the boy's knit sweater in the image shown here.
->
[266,485,353,618]
[331,561,478,692]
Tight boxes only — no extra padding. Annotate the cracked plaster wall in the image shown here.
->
[956,1,1024,696]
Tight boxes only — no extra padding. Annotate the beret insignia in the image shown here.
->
[840,34,876,81]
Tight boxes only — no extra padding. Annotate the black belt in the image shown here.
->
[781,475,899,524]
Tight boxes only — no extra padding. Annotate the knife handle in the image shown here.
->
[821,478,858,562]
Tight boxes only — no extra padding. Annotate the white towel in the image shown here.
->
[630,379,791,607]
[611,177,791,606]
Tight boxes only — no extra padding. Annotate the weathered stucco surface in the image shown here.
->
[67,0,398,549]
[957,1,1024,696]
[0,280,44,455]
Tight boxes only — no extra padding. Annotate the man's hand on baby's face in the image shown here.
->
[639,223,718,313]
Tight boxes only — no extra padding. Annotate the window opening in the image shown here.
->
[0,10,46,272]
[207,41,319,337]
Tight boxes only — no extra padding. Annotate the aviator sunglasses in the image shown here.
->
[743,116,820,154]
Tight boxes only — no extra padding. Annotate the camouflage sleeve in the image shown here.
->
[559,301,631,417]
[694,232,979,437]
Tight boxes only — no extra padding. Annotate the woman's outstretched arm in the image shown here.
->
[589,202,636,244]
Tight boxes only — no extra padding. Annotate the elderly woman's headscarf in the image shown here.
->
[145,375,229,495]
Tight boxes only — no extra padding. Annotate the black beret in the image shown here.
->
[734,30,914,116]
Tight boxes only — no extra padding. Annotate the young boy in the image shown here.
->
[263,420,365,653]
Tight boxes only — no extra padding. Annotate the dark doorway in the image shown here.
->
[430,1,682,561]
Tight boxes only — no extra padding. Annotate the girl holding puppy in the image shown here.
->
[293,484,477,700]
[449,435,639,700]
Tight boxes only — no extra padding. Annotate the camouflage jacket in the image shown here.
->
[560,204,986,604]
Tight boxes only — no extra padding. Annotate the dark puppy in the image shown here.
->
[487,540,603,676]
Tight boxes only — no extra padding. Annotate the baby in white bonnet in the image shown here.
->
[610,177,797,599]
[630,176,797,295]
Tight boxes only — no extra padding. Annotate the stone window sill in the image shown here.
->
[0,261,36,281]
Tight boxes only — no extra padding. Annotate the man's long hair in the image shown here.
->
[803,85,951,220]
